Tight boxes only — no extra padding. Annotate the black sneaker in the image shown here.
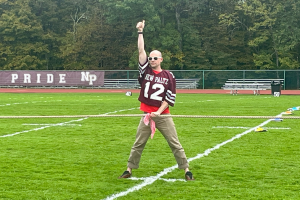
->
[118,171,132,179]
[185,171,195,181]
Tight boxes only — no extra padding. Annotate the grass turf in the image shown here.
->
[0,93,299,199]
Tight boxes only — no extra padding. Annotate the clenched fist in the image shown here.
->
[136,20,145,32]
[150,111,160,118]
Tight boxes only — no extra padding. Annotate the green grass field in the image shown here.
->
[0,92,299,200]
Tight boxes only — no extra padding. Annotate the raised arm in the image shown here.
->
[136,20,147,64]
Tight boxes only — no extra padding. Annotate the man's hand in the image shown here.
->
[136,20,145,32]
[150,111,160,118]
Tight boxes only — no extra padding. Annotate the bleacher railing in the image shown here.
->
[102,70,300,90]
[0,70,299,90]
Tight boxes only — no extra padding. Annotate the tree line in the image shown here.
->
[0,0,299,71]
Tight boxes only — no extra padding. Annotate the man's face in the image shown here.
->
[148,53,163,69]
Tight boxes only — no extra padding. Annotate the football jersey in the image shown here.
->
[138,61,176,107]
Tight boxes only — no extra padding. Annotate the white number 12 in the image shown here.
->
[144,82,164,101]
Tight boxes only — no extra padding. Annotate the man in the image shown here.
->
[119,20,194,181]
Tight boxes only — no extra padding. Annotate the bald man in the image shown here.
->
[118,20,194,181]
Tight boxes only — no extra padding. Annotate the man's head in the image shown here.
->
[148,50,163,71]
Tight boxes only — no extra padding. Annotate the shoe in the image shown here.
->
[185,171,195,181]
[118,171,132,179]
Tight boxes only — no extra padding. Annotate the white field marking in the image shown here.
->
[212,126,291,130]
[100,107,139,115]
[103,112,285,200]
[22,123,82,127]
[0,100,62,107]
[179,100,218,103]
[197,100,216,102]
[129,177,186,182]
[196,97,271,103]
[0,107,138,138]
[0,118,87,138]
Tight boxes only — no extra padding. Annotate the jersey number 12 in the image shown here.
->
[144,82,164,101]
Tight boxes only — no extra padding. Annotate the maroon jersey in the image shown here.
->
[138,61,176,107]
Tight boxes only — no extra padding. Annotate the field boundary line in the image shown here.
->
[22,123,81,126]
[0,108,138,138]
[129,177,187,182]
[0,100,62,107]
[1,114,300,119]
[0,118,87,138]
[212,126,291,130]
[103,112,285,200]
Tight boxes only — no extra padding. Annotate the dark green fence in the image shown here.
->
[103,70,300,90]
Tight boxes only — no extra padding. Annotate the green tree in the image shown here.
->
[274,0,300,69]
[58,0,136,69]
[0,0,49,70]
[220,0,300,70]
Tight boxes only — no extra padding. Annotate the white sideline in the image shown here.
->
[22,124,82,126]
[103,112,285,200]
[0,108,138,138]
[0,100,62,107]
[212,126,290,130]
[0,118,87,138]
[129,177,186,182]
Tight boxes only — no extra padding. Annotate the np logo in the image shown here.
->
[81,72,97,85]
[273,92,280,97]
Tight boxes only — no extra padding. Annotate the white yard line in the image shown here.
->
[0,100,62,107]
[0,108,138,138]
[0,118,87,138]
[129,177,186,182]
[212,126,290,130]
[103,112,285,200]
[22,123,82,126]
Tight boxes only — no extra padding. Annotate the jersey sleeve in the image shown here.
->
[138,61,148,85]
[165,72,176,107]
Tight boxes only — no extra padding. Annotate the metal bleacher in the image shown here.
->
[176,79,199,89]
[0,79,199,89]
[91,79,199,89]
[222,79,284,95]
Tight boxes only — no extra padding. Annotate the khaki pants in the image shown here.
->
[127,114,189,169]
